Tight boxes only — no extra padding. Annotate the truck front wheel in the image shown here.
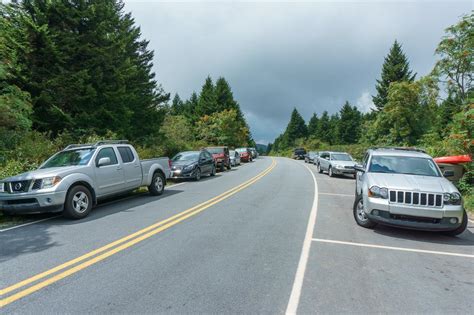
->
[149,172,165,196]
[63,185,93,219]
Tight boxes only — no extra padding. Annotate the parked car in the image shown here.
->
[317,151,356,178]
[236,148,253,162]
[205,146,231,171]
[250,148,258,159]
[353,147,467,236]
[305,151,319,164]
[0,141,171,219]
[170,150,216,181]
[229,150,241,167]
[292,148,307,160]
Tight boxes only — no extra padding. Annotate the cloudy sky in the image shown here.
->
[123,0,472,144]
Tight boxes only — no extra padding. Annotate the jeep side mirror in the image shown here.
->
[97,157,111,167]
[354,164,365,172]
[443,170,454,177]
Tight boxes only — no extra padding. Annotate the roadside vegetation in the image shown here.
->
[269,14,473,213]
[0,0,255,222]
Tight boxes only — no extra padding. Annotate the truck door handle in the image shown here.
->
[134,164,140,168]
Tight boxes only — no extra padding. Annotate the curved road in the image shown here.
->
[0,157,473,313]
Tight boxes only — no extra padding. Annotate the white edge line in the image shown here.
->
[319,192,353,197]
[286,162,319,315]
[0,216,61,233]
[312,238,474,258]
[0,182,187,233]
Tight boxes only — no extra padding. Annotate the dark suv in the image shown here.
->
[292,148,307,160]
[205,146,231,171]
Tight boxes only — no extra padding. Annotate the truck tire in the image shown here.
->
[353,194,377,229]
[443,211,468,236]
[63,185,93,219]
[149,172,165,196]
[220,164,225,172]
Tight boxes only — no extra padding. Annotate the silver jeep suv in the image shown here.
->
[353,148,467,236]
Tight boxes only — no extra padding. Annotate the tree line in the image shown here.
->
[270,14,473,160]
[0,0,253,178]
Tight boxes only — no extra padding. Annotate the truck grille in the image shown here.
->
[389,190,443,208]
[32,179,43,190]
[8,180,31,193]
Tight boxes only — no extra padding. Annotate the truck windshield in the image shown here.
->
[173,152,199,161]
[369,155,440,177]
[331,153,352,161]
[41,148,95,168]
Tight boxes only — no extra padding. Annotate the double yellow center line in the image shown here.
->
[0,158,277,307]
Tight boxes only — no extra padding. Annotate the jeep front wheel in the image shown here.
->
[353,194,376,228]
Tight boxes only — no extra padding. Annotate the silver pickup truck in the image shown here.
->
[0,141,171,219]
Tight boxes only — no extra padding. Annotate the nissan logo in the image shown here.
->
[14,183,22,190]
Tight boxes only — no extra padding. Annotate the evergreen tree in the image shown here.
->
[215,77,238,112]
[315,111,331,143]
[196,76,217,117]
[283,108,307,147]
[307,113,319,137]
[6,0,169,140]
[328,113,340,144]
[171,93,185,115]
[373,40,416,111]
[338,101,362,144]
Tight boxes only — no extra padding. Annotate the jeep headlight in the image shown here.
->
[443,192,462,205]
[368,186,388,199]
[42,176,62,189]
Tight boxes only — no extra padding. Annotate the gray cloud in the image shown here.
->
[124,0,471,144]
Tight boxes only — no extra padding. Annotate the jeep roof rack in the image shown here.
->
[370,146,426,153]
[64,140,129,150]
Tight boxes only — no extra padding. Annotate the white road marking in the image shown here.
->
[312,238,474,258]
[0,216,61,233]
[319,192,353,197]
[286,162,319,315]
[0,182,187,233]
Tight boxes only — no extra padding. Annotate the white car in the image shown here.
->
[229,150,241,166]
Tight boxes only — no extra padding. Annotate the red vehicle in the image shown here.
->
[205,146,231,171]
[236,147,253,162]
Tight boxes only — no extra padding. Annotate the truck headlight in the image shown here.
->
[42,176,62,189]
[368,186,388,199]
[443,192,462,205]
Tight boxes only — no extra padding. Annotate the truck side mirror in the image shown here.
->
[97,157,111,167]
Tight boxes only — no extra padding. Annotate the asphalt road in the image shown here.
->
[0,157,473,313]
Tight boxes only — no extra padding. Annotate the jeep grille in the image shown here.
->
[389,190,443,208]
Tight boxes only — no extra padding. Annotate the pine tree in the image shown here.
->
[196,76,217,117]
[373,40,416,111]
[307,113,319,137]
[171,93,185,115]
[328,113,340,144]
[316,111,331,143]
[215,77,238,112]
[7,0,169,140]
[283,108,307,147]
[338,101,362,144]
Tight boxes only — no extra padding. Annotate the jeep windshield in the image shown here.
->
[41,148,96,168]
[369,155,441,177]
